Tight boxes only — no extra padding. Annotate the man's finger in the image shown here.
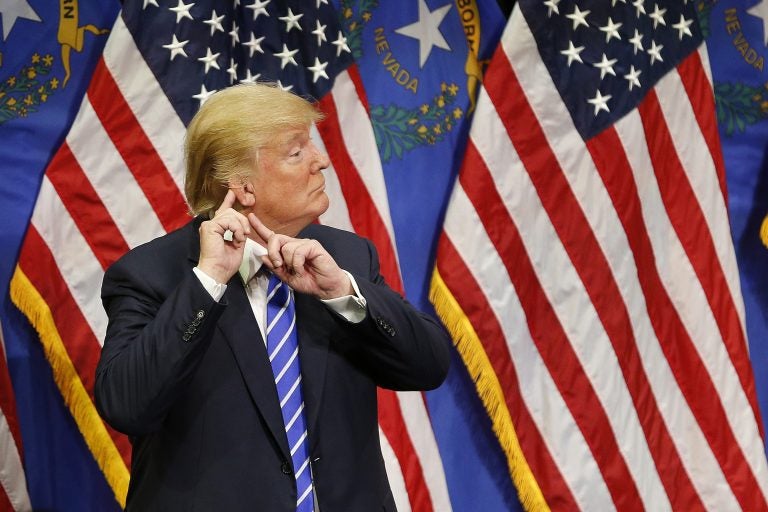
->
[248,213,273,241]
[216,189,238,215]
[212,211,250,242]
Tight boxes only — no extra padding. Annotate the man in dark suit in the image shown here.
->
[94,83,451,511]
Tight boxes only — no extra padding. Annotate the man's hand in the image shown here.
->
[250,213,353,300]
[197,190,251,284]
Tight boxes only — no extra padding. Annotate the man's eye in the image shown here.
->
[290,149,302,157]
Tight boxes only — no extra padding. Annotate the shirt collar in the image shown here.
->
[239,238,269,283]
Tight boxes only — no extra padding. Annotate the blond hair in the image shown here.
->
[184,83,323,216]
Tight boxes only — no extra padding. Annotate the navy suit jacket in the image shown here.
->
[95,218,451,511]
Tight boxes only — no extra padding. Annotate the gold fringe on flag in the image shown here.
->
[761,214,768,249]
[9,266,128,508]
[430,269,549,512]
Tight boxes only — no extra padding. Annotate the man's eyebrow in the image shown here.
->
[271,132,307,149]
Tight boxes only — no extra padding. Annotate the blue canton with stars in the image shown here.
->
[122,0,354,125]
[519,0,702,140]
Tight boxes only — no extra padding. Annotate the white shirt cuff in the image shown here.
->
[193,266,227,302]
[321,271,367,323]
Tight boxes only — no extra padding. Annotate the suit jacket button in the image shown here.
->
[281,461,292,475]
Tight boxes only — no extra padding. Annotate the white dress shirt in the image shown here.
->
[193,238,367,342]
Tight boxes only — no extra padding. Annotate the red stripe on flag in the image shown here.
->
[377,389,433,512]
[317,87,433,512]
[0,348,24,459]
[18,227,132,465]
[45,143,130,270]
[19,229,102,395]
[345,64,370,114]
[316,95,402,293]
[587,126,716,509]
[436,233,579,510]
[0,484,14,512]
[676,52,729,205]
[484,44,703,508]
[458,139,644,509]
[87,58,188,233]
[637,92,767,510]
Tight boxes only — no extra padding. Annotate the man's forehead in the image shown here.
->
[267,127,310,147]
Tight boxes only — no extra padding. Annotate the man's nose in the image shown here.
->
[312,143,330,171]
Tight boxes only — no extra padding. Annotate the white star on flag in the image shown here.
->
[394,0,453,68]
[600,17,622,43]
[204,9,225,36]
[672,15,693,40]
[565,5,590,30]
[169,0,194,23]
[593,53,618,79]
[247,0,269,21]
[623,65,642,90]
[162,34,189,60]
[243,33,265,57]
[198,47,221,73]
[587,89,612,115]
[747,0,768,45]
[561,40,585,67]
[544,0,560,17]
[648,40,664,64]
[193,83,216,104]
[312,19,327,46]
[649,4,667,29]
[629,29,644,54]
[307,57,329,83]
[279,7,302,32]
[332,30,351,57]
[0,0,40,41]
[274,43,299,69]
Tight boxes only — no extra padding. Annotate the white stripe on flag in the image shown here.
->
[314,123,354,232]
[103,15,187,192]
[654,70,746,329]
[67,98,165,248]
[395,391,452,512]
[328,71,399,265]
[379,426,413,512]
[32,177,108,343]
[615,108,768,499]
[0,409,31,512]
[443,184,615,511]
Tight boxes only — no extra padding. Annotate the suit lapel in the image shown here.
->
[185,220,291,461]
[185,218,330,459]
[295,292,330,437]
[217,281,293,461]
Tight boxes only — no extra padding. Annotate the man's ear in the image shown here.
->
[229,178,256,209]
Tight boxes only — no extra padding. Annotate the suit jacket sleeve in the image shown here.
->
[325,234,451,391]
[95,249,226,436]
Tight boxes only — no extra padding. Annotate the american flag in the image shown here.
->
[10,0,450,510]
[0,320,31,512]
[431,0,768,509]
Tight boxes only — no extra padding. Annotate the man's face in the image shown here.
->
[247,126,331,236]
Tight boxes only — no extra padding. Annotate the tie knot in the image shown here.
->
[267,274,291,304]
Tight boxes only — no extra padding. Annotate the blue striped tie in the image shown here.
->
[266,275,314,512]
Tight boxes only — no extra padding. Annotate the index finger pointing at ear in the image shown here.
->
[216,189,237,215]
